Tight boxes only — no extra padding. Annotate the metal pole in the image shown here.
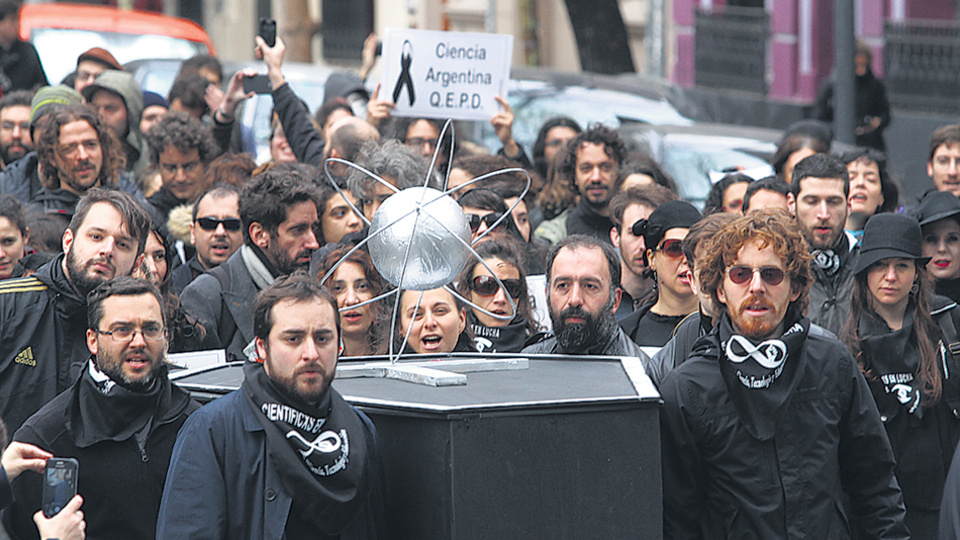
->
[833,0,856,145]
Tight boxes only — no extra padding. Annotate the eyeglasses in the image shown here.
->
[96,325,166,343]
[471,275,523,299]
[196,217,242,231]
[727,266,786,286]
[160,160,201,175]
[655,239,684,259]
[406,137,439,150]
[466,212,504,233]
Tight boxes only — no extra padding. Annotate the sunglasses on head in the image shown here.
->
[471,275,523,298]
[466,212,504,233]
[196,217,242,232]
[727,266,785,286]
[655,239,684,258]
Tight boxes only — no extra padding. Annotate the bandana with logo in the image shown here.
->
[810,234,850,276]
[717,308,810,440]
[241,361,370,536]
[859,309,925,419]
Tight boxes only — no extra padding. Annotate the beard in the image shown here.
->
[66,247,116,296]
[802,222,844,251]
[266,360,332,405]
[549,297,619,353]
[96,344,165,392]
[728,294,784,341]
[0,141,26,165]
[266,243,312,276]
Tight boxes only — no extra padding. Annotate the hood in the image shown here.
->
[166,203,194,244]
[81,71,146,164]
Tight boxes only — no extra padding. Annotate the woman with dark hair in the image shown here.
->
[0,195,29,280]
[771,134,829,184]
[916,191,960,304]
[531,116,582,180]
[318,245,388,357]
[455,239,541,353]
[459,188,545,274]
[396,286,474,354]
[132,225,213,353]
[842,148,899,239]
[702,173,753,215]
[841,213,960,537]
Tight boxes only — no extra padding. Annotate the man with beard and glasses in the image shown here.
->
[522,235,649,360]
[181,163,322,361]
[0,188,149,434]
[534,125,627,246]
[660,209,908,539]
[159,273,386,539]
[788,152,859,335]
[5,277,199,540]
[0,90,33,168]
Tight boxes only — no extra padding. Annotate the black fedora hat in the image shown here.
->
[854,213,930,275]
[915,190,960,227]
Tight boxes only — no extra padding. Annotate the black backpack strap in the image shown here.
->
[933,302,960,418]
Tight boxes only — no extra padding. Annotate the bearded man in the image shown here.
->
[659,210,908,539]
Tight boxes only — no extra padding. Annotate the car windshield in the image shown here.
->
[32,28,207,85]
[661,143,773,208]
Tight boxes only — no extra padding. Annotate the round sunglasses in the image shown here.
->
[727,266,785,286]
[471,275,523,299]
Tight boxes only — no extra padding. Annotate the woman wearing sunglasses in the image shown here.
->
[840,213,960,538]
[621,200,702,347]
[459,188,546,275]
[456,239,542,353]
[318,246,387,357]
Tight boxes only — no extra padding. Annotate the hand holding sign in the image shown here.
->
[380,29,513,121]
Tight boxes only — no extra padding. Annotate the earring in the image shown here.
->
[911,282,919,295]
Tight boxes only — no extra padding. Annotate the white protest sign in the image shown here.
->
[380,28,513,121]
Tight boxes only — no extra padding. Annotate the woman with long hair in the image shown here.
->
[318,246,388,357]
[841,213,960,537]
[396,286,474,354]
[455,239,541,353]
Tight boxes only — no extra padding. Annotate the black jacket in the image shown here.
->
[272,82,325,166]
[814,69,891,152]
[170,255,207,295]
[0,255,89,432]
[522,327,651,363]
[807,245,858,336]
[0,40,47,92]
[660,324,908,539]
[646,311,710,389]
[6,366,198,540]
[0,151,40,202]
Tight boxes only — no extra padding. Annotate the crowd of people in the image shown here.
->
[0,0,958,537]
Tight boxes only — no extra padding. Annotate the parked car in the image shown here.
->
[619,123,780,208]
[21,3,215,86]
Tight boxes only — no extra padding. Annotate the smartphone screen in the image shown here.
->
[42,458,78,518]
[242,74,273,94]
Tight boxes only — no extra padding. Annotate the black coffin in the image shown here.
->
[172,353,662,540]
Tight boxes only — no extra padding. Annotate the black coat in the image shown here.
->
[6,368,198,540]
[660,324,908,539]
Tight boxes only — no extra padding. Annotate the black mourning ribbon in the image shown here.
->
[393,40,415,106]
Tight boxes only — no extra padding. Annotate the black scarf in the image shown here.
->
[241,361,370,536]
[859,308,925,419]
[717,309,810,440]
[811,234,850,276]
[470,315,529,353]
[68,359,185,447]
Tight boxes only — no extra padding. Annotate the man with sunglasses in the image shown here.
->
[5,277,199,540]
[170,184,243,294]
[522,235,649,360]
[787,153,859,335]
[181,163,322,362]
[660,210,907,539]
[620,200,701,347]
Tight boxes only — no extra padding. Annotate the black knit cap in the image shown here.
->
[854,213,930,275]
[914,190,960,227]
[634,200,702,249]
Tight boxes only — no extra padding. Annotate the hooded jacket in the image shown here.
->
[82,70,150,174]
[660,322,908,539]
[0,255,90,433]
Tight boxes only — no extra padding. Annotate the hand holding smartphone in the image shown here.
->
[259,18,277,47]
[42,458,78,518]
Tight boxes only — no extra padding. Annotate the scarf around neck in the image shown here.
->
[68,359,183,448]
[241,361,370,536]
[717,309,810,440]
[470,315,529,353]
[859,308,925,418]
[241,244,277,291]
